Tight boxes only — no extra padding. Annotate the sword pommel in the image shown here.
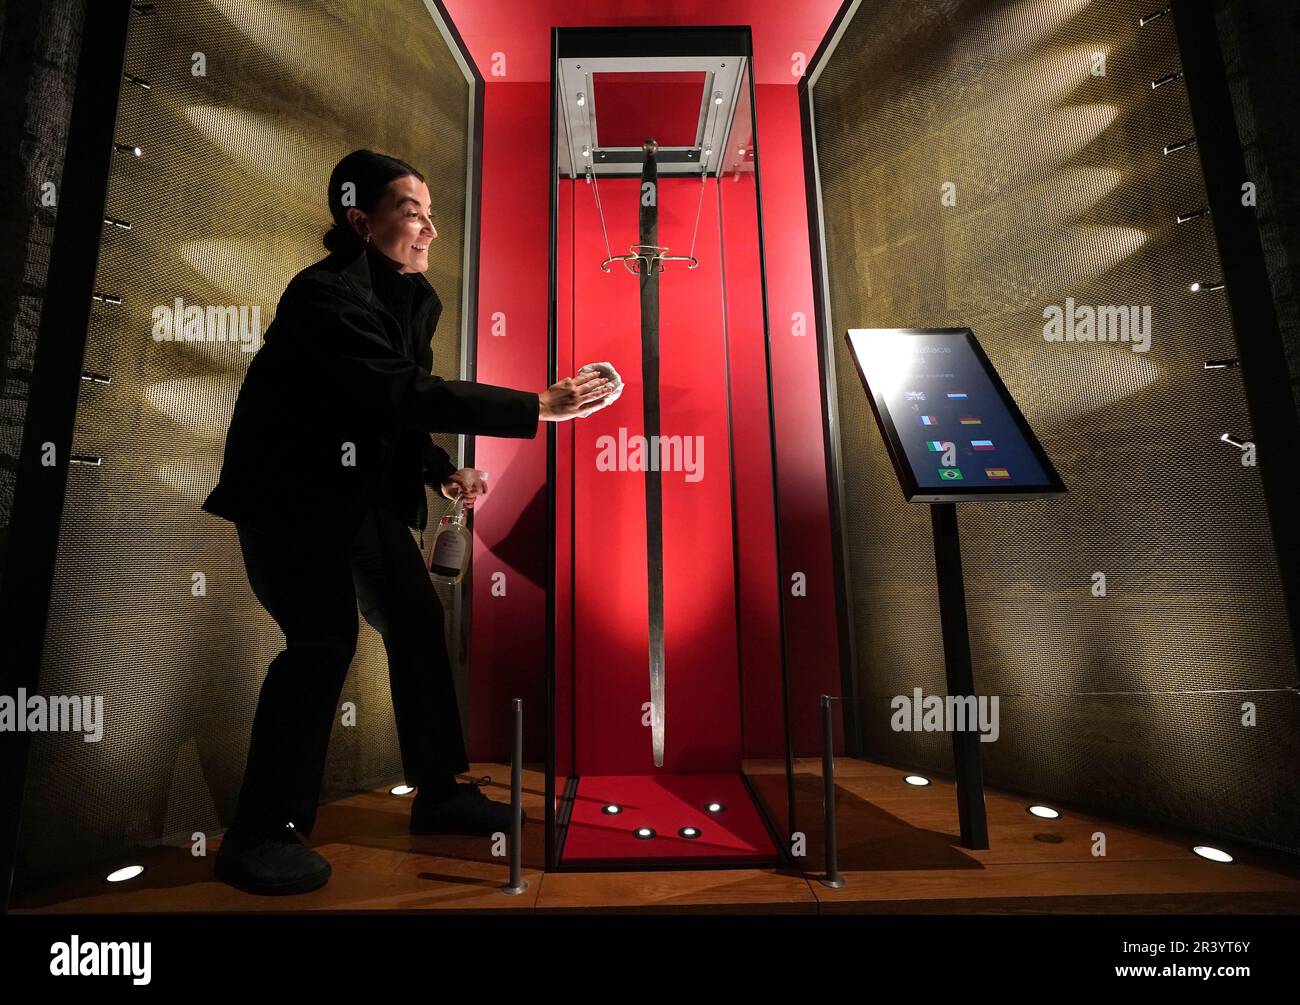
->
[642,138,659,155]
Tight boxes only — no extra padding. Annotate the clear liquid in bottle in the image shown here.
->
[429,496,471,584]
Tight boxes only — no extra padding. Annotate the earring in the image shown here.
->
[364,231,371,246]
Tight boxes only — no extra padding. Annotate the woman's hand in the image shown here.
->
[574,361,623,417]
[440,467,489,506]
[540,370,617,422]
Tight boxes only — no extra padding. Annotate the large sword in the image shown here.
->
[597,139,699,767]
[639,139,666,768]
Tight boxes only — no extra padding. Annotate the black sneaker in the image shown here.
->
[409,775,523,836]
[214,823,332,895]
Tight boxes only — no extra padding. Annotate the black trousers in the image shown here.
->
[230,505,468,836]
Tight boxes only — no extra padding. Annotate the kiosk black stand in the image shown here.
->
[931,502,988,849]
[846,327,1067,851]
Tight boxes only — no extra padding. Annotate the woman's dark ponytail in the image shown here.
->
[323,149,426,254]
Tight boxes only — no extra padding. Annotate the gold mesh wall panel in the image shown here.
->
[814,0,1300,850]
[14,0,472,887]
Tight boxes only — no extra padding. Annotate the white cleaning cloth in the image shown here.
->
[576,360,624,414]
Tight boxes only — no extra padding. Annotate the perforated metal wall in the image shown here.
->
[14,0,472,888]
[813,0,1299,850]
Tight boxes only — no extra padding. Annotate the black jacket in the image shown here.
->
[201,242,539,538]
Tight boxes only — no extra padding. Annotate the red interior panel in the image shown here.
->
[593,71,706,148]
[445,2,846,772]
[568,176,741,775]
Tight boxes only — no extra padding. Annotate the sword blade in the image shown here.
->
[639,140,665,767]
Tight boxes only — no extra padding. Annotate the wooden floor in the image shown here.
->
[11,758,1300,914]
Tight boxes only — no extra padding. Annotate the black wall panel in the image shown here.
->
[1213,0,1300,418]
[0,0,89,570]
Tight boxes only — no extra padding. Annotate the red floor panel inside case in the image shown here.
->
[561,773,777,864]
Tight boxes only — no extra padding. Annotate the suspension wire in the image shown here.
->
[687,169,706,262]
[580,59,707,270]
[589,161,708,271]
[588,167,615,264]
[581,78,616,266]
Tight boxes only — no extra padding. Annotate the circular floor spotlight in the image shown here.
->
[678,826,702,840]
[1192,844,1234,863]
[904,775,931,786]
[106,865,144,883]
[390,784,414,796]
[1027,804,1061,819]
[601,804,623,815]
[705,802,726,814]
[633,826,656,840]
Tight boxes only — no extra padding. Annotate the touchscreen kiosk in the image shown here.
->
[846,327,1066,502]
[844,326,1066,850]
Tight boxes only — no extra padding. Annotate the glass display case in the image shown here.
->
[545,25,794,869]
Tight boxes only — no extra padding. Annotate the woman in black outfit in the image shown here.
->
[202,149,616,895]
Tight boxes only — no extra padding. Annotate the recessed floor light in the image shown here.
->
[634,827,656,840]
[106,865,143,883]
[390,784,414,796]
[601,804,623,815]
[1028,805,1061,819]
[678,826,701,839]
[705,802,726,813]
[1193,845,1233,863]
[904,775,930,786]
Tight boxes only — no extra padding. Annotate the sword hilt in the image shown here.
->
[600,243,699,274]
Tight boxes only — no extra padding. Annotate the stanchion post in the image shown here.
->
[820,694,845,889]
[503,697,529,895]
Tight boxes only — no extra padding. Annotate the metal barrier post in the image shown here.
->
[503,698,529,895]
[820,694,845,889]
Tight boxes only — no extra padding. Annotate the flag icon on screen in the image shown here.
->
[919,415,938,426]
[938,468,964,480]
[905,390,927,401]
[971,439,994,451]
[985,467,1010,479]
[926,440,946,452]
[959,416,982,425]
[946,392,968,400]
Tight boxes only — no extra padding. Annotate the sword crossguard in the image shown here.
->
[600,243,700,275]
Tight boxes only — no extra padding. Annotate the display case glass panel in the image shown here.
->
[546,26,793,870]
